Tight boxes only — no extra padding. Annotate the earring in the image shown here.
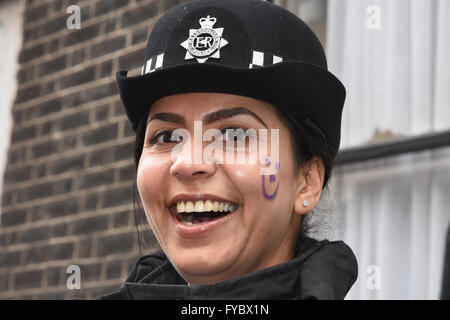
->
[303,200,309,207]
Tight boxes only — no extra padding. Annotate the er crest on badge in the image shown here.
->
[180,15,229,63]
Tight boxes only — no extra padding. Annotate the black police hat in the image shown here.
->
[116,0,346,157]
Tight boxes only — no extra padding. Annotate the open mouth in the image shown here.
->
[170,200,239,225]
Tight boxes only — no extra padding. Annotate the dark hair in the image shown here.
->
[131,104,336,254]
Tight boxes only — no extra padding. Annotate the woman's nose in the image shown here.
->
[169,139,217,180]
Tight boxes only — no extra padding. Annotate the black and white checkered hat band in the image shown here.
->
[140,51,283,75]
[141,53,165,75]
[249,51,283,69]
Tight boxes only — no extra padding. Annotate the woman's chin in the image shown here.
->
[168,246,238,283]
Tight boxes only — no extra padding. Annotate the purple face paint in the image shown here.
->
[262,159,280,200]
[269,162,280,182]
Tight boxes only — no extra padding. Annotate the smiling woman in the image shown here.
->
[138,93,317,285]
[96,0,357,300]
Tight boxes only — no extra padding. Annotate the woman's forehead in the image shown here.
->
[147,92,278,122]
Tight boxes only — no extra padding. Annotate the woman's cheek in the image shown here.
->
[231,165,260,191]
[137,156,171,244]
[224,164,265,212]
[137,155,169,207]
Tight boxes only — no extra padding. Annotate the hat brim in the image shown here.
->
[116,61,345,153]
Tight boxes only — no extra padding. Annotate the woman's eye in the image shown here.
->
[147,130,183,145]
[220,127,248,142]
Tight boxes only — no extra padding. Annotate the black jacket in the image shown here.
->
[96,236,358,300]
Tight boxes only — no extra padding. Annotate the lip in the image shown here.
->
[168,193,238,208]
[167,193,239,238]
[170,204,239,238]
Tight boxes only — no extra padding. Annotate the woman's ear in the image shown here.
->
[293,156,325,216]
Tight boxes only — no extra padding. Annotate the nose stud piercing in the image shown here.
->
[303,200,309,207]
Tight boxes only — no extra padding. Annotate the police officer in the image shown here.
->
[97,0,357,300]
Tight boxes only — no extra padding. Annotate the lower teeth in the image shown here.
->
[180,210,231,225]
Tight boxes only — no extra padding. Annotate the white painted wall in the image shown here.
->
[0,0,23,209]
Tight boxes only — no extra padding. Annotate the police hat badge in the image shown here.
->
[181,15,229,63]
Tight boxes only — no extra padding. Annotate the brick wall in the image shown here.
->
[0,0,186,299]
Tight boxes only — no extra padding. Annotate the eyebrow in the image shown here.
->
[147,113,184,126]
[146,107,268,128]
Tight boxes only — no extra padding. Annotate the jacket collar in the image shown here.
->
[98,236,358,300]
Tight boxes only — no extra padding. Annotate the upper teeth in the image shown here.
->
[176,200,238,213]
